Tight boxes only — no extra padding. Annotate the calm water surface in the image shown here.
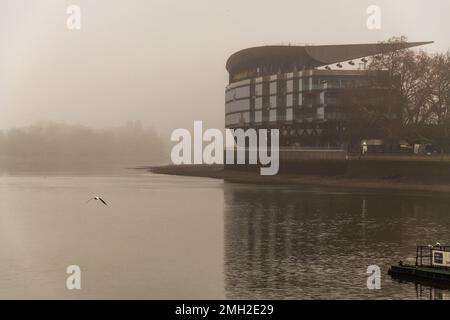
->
[0,170,449,299]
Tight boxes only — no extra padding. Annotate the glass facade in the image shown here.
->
[225,69,391,147]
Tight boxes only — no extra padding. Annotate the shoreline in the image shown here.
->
[140,164,450,194]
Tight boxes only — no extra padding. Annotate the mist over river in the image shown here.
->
[1,169,449,299]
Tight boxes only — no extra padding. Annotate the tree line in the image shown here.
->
[0,121,168,170]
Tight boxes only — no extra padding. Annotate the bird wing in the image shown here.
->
[86,198,95,203]
[99,198,108,206]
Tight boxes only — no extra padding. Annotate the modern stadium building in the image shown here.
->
[225,42,433,150]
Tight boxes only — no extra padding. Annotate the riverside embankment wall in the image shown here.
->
[224,148,450,182]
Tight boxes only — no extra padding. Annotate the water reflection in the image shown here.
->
[415,283,450,300]
[223,182,450,299]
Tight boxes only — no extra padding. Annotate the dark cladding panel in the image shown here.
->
[226,42,433,84]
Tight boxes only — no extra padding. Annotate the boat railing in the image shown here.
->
[415,246,450,267]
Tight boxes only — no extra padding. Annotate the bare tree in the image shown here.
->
[338,36,450,156]
[368,36,436,127]
[427,52,450,158]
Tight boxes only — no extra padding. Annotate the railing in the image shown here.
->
[224,147,347,162]
[416,246,450,267]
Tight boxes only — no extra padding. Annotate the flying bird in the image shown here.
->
[87,196,108,206]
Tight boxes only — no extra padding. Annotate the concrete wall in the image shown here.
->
[224,148,348,175]
[224,148,450,182]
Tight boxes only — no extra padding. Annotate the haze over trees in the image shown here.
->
[0,121,168,172]
[341,36,450,155]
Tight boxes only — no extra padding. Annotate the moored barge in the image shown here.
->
[389,245,450,286]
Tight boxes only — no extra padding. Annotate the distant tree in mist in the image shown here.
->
[0,121,169,166]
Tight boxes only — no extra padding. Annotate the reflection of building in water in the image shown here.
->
[415,283,450,300]
[223,184,375,299]
[224,184,306,298]
[223,183,450,299]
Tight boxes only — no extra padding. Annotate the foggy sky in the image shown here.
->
[1,0,449,138]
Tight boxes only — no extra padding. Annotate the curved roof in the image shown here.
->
[226,41,433,73]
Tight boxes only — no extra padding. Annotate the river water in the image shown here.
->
[0,170,449,299]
